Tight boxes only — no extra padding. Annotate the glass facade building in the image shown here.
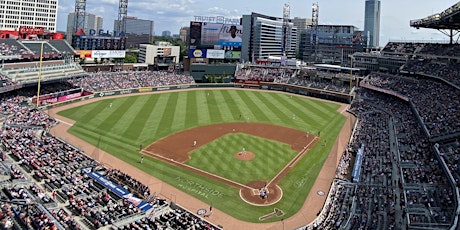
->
[114,17,154,48]
[364,0,381,48]
[241,13,297,62]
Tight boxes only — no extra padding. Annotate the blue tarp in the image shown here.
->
[88,171,152,211]
[352,143,365,183]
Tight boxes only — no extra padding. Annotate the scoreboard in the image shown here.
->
[72,35,126,50]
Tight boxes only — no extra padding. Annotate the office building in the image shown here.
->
[161,30,171,37]
[364,0,381,47]
[241,13,297,62]
[66,13,103,44]
[303,25,366,65]
[115,17,154,48]
[0,0,58,32]
[292,17,312,59]
[138,42,180,66]
[179,27,189,42]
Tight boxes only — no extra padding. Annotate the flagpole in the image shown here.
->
[36,41,44,107]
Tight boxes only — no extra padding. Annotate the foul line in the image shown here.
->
[141,149,255,190]
[55,118,74,127]
[267,136,319,187]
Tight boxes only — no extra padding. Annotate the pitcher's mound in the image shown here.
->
[235,151,255,160]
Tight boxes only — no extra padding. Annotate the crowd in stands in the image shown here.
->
[361,73,460,138]
[106,169,151,200]
[1,39,459,229]
[114,205,220,230]
[302,43,460,229]
[438,140,460,188]
[0,41,32,56]
[302,86,457,230]
[280,75,352,94]
[382,42,460,58]
[67,71,195,92]
[402,60,460,88]
[0,83,220,229]
[0,74,14,87]
[381,42,460,88]
[271,67,355,94]
[235,65,296,82]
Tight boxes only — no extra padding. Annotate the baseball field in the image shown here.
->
[56,89,346,223]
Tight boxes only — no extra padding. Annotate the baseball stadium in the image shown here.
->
[1,1,460,230]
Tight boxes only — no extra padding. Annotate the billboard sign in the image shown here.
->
[188,49,207,58]
[224,51,241,59]
[189,21,203,47]
[189,21,242,51]
[92,50,126,58]
[162,48,172,57]
[206,49,225,59]
[217,24,242,47]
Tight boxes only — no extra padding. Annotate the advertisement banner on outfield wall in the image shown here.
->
[92,50,126,59]
[96,91,119,97]
[206,49,225,59]
[139,87,152,93]
[58,92,82,102]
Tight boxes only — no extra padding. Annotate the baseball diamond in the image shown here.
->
[51,88,352,227]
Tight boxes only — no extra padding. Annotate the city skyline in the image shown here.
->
[57,0,457,47]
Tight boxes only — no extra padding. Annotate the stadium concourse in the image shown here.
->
[0,40,460,230]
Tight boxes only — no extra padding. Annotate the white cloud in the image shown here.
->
[57,0,457,41]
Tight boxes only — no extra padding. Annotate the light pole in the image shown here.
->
[36,41,44,107]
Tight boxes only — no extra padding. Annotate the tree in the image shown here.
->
[124,53,137,63]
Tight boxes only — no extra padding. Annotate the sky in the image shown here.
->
[57,0,456,47]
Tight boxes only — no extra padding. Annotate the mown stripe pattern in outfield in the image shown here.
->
[59,90,338,154]
[57,89,345,223]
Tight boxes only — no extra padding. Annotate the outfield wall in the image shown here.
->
[39,83,352,110]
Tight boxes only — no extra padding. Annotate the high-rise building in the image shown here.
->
[114,17,154,48]
[292,17,312,58]
[241,13,297,62]
[66,13,103,44]
[179,27,189,42]
[302,25,366,65]
[364,0,381,48]
[0,0,58,32]
[161,31,171,37]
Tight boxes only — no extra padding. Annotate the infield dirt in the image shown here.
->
[47,89,355,230]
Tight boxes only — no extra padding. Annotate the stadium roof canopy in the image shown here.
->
[410,2,460,30]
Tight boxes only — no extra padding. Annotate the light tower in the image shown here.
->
[74,0,86,35]
[117,0,129,35]
[114,0,128,71]
[311,2,319,62]
[282,3,290,59]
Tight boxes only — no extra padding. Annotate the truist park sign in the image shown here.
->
[193,16,240,25]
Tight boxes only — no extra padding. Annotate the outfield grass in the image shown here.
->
[57,89,346,222]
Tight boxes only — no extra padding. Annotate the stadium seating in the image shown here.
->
[0,39,32,58]
[1,39,459,229]
[0,81,222,229]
